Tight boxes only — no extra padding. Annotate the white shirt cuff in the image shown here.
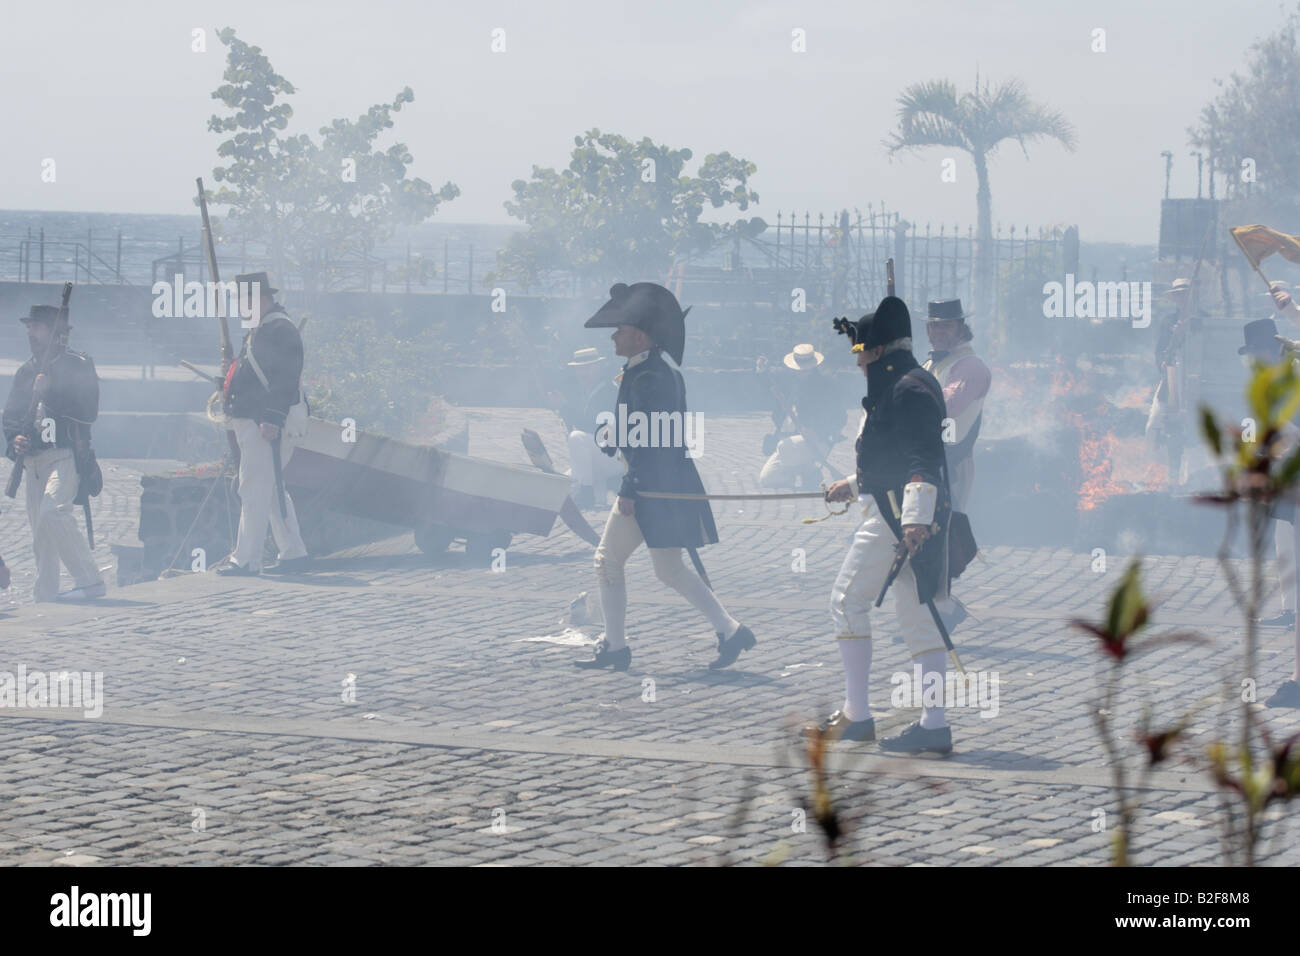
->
[901,481,937,525]
[846,474,858,498]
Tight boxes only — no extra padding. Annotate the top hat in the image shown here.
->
[1239,318,1281,356]
[926,298,971,322]
[19,305,61,326]
[1165,277,1192,298]
[568,347,605,367]
[833,296,912,353]
[783,343,824,370]
[585,282,689,365]
[234,272,279,297]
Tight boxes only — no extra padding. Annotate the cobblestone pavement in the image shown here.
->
[0,408,1297,866]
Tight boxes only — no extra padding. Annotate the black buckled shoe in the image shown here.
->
[809,710,876,742]
[709,624,756,670]
[1257,610,1296,628]
[214,559,258,577]
[1265,679,1300,708]
[575,639,631,671]
[880,720,953,755]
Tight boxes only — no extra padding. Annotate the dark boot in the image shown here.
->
[1265,679,1300,708]
[809,710,876,742]
[880,720,953,755]
[1257,610,1296,628]
[575,639,631,671]
[709,625,756,670]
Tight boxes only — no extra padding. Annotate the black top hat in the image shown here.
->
[585,282,689,365]
[234,272,279,297]
[1239,318,1281,356]
[833,296,912,352]
[926,298,971,322]
[19,305,61,326]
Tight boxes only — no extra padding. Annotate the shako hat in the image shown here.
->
[832,296,912,353]
[585,282,689,365]
[926,298,971,322]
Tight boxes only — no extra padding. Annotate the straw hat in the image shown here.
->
[783,343,825,370]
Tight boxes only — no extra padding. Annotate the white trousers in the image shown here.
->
[949,455,975,513]
[829,497,945,659]
[567,429,624,489]
[593,505,736,648]
[230,417,307,571]
[24,447,101,602]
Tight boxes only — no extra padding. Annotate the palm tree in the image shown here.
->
[885,77,1076,344]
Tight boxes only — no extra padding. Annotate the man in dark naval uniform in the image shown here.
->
[819,296,955,753]
[3,305,104,601]
[574,282,756,671]
[214,273,311,577]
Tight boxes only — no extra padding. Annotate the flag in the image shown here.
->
[1229,224,1300,269]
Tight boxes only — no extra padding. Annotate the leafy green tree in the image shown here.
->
[885,78,1076,344]
[206,28,459,294]
[1190,7,1300,221]
[494,129,765,293]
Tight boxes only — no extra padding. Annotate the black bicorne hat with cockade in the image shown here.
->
[833,296,912,353]
[585,282,689,365]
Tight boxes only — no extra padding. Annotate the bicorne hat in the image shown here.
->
[833,296,913,353]
[585,282,689,365]
[926,298,971,322]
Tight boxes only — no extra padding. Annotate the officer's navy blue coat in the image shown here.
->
[610,349,718,549]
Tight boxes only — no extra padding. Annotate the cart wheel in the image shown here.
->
[415,523,453,556]
[465,531,511,567]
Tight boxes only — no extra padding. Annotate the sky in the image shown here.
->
[1,0,1294,243]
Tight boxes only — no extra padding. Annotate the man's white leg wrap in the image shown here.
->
[837,637,873,722]
[917,648,948,729]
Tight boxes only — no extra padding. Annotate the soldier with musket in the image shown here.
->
[819,296,956,753]
[575,282,757,671]
[2,304,104,602]
[214,273,311,577]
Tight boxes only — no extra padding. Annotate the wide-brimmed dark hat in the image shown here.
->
[585,282,689,365]
[19,305,61,326]
[1239,318,1281,356]
[234,271,279,297]
[926,298,971,322]
[833,296,912,353]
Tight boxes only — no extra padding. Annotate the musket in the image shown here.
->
[196,177,233,376]
[6,282,73,498]
[886,257,895,297]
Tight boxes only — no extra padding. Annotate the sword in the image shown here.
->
[636,490,828,500]
[83,499,94,550]
[873,541,965,674]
